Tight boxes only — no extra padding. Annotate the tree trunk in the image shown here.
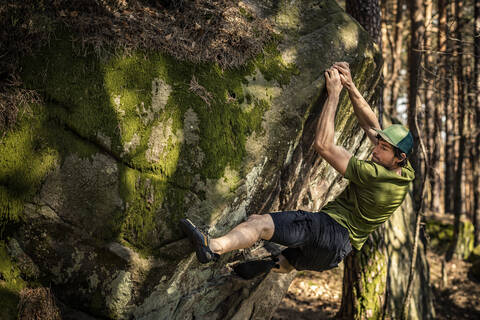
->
[407,0,424,210]
[346,0,385,126]
[433,0,447,215]
[346,0,382,46]
[447,0,466,262]
[383,0,405,119]
[443,0,455,215]
[423,0,436,213]
[473,0,480,247]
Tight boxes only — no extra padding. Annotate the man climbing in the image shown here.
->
[180,62,415,279]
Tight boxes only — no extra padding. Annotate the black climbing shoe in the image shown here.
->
[180,218,219,264]
[233,256,279,280]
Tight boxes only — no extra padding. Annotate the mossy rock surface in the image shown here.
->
[1,0,383,318]
[426,219,474,260]
[0,241,28,320]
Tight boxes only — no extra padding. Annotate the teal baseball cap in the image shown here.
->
[373,124,414,155]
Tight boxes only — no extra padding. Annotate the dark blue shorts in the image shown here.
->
[269,210,352,271]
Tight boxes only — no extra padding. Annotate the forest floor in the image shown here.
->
[272,251,480,319]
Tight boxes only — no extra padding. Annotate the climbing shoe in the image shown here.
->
[233,256,280,280]
[180,218,219,264]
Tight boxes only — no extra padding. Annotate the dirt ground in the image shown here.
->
[272,251,480,319]
[428,251,480,319]
[272,265,343,319]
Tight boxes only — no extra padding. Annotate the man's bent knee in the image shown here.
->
[246,214,274,241]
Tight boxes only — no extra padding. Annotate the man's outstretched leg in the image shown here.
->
[180,214,294,273]
[209,214,274,254]
[180,214,274,262]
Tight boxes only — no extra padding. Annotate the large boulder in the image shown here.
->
[1,0,435,319]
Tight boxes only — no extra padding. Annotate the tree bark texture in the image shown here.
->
[423,0,439,214]
[447,0,466,262]
[346,0,382,47]
[443,0,455,215]
[382,0,405,119]
[473,0,480,247]
[407,0,424,212]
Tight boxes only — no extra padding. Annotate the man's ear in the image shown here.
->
[396,152,407,165]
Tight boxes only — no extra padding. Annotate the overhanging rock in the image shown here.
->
[3,0,383,318]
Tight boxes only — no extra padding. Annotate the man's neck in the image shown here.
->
[390,166,402,176]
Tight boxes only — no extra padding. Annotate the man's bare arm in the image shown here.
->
[334,62,380,144]
[314,67,352,176]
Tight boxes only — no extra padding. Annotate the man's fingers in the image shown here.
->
[333,65,346,73]
[335,61,349,68]
[334,62,350,72]
[333,64,348,74]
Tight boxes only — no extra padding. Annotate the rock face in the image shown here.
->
[0,0,428,319]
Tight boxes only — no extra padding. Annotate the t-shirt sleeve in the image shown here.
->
[344,156,378,185]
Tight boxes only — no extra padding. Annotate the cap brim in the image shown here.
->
[373,128,396,147]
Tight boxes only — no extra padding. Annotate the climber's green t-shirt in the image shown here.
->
[322,156,415,250]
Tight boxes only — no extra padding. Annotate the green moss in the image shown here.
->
[119,170,168,253]
[458,220,475,260]
[255,42,299,87]
[354,241,387,319]
[0,241,27,320]
[426,220,454,253]
[0,104,61,236]
[21,36,121,151]
[426,220,475,259]
[18,28,297,252]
